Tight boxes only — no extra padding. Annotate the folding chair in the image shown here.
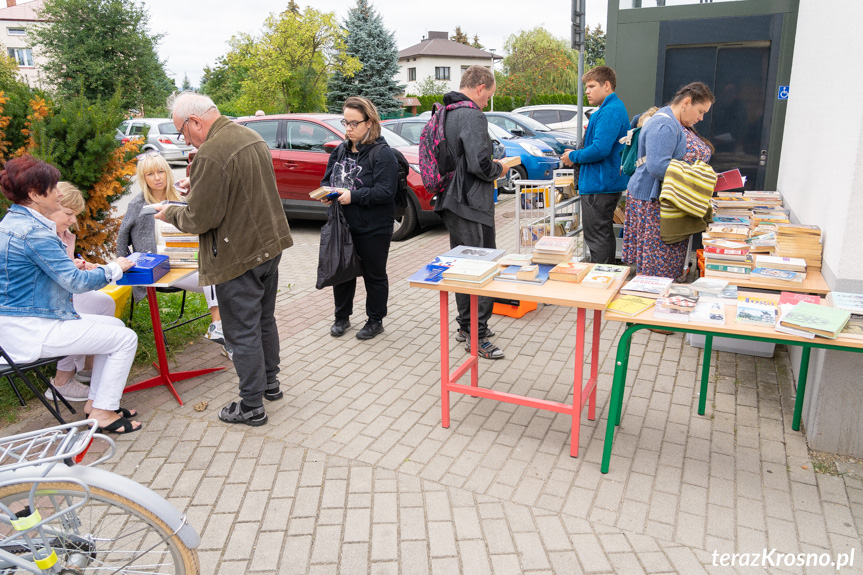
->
[0,344,76,424]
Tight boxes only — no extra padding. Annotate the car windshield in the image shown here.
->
[159,123,179,135]
[324,118,412,148]
[511,114,552,132]
[488,123,516,141]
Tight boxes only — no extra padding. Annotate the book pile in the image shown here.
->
[653,284,698,322]
[156,221,198,269]
[779,302,851,339]
[620,274,673,298]
[531,236,576,265]
[826,292,863,340]
[690,277,729,295]
[749,255,807,284]
[706,191,789,249]
[496,263,553,285]
[441,259,499,288]
[581,264,630,289]
[702,239,752,280]
[774,292,821,339]
[774,224,822,271]
[735,295,778,326]
[309,186,349,200]
[548,261,593,283]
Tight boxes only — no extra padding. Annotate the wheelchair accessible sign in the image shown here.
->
[778,86,789,100]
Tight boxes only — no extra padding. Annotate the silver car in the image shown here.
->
[117,118,193,163]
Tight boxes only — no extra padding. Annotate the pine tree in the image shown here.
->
[326,0,403,117]
[181,73,193,92]
[452,27,469,45]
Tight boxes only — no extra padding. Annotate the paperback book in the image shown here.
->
[620,275,674,298]
[754,255,807,272]
[548,261,593,283]
[690,301,726,325]
[606,295,655,317]
[442,259,499,281]
[661,284,699,310]
[750,267,805,284]
[581,264,630,289]
[495,264,553,285]
[690,277,729,295]
[407,256,460,284]
[442,245,505,261]
[653,301,691,322]
[826,291,863,315]
[735,296,778,326]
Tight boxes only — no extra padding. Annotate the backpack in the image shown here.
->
[370,144,410,217]
[619,111,674,176]
[418,100,480,196]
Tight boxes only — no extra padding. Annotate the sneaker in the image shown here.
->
[356,319,384,340]
[465,338,505,360]
[74,369,92,383]
[45,378,90,402]
[455,328,496,342]
[206,321,225,345]
[221,344,233,361]
[330,318,350,337]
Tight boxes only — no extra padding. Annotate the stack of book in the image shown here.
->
[548,261,593,283]
[531,236,576,265]
[619,275,673,298]
[826,291,863,340]
[774,224,823,271]
[779,302,851,339]
[580,264,630,289]
[497,263,553,285]
[774,292,821,338]
[441,259,500,288]
[750,255,807,284]
[653,284,699,322]
[156,222,198,269]
[690,277,729,295]
[702,239,752,280]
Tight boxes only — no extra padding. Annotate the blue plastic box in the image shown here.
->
[116,252,170,285]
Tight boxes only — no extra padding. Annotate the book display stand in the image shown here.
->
[514,173,585,260]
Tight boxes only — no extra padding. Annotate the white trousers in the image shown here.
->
[40,314,138,411]
[58,290,117,372]
[172,272,218,309]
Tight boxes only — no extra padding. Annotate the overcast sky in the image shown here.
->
[141,0,609,88]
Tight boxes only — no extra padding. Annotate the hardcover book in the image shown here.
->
[779,302,851,339]
[735,298,777,326]
[581,264,630,289]
[620,275,674,298]
[441,259,499,281]
[516,265,539,281]
[495,264,553,285]
[442,245,505,262]
[533,235,576,254]
[408,256,460,285]
[548,261,593,283]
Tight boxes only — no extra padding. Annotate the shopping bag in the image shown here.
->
[315,201,363,289]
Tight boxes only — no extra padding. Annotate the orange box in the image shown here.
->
[492,300,538,318]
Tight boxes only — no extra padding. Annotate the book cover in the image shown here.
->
[705,245,749,256]
[775,304,816,339]
[780,302,851,338]
[690,301,726,325]
[309,186,349,200]
[714,169,744,192]
[750,267,805,283]
[494,264,554,285]
[827,292,863,315]
[690,277,729,295]
[620,275,674,298]
[606,295,655,316]
[497,253,534,267]
[702,239,749,250]
[779,292,821,306]
[533,235,576,254]
[408,256,461,284]
[705,262,751,275]
[516,265,539,281]
[548,261,593,283]
[581,264,630,288]
[442,259,499,281]
[662,284,699,310]
[441,245,505,262]
[735,299,777,326]
[653,301,691,322]
[755,255,807,271]
[712,215,751,226]
[840,314,863,340]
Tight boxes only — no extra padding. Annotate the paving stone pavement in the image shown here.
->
[5,194,863,574]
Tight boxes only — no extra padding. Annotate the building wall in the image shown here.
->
[397,56,493,96]
[778,0,863,455]
[1,19,46,87]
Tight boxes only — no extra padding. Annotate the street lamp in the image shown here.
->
[489,48,496,111]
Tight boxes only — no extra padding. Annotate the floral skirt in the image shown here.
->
[621,197,689,278]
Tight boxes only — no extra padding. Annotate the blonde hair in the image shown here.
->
[637,106,659,127]
[136,154,179,204]
[56,181,85,231]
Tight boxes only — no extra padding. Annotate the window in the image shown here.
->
[7,28,26,36]
[558,110,578,122]
[408,67,416,81]
[242,120,280,149]
[286,121,333,152]
[7,48,33,67]
[533,110,560,125]
[128,123,150,137]
[435,67,450,81]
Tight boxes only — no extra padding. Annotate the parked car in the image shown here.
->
[512,104,596,136]
[382,116,506,159]
[486,123,560,193]
[235,113,438,241]
[117,118,194,163]
[484,112,580,155]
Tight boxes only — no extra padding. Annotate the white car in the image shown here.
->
[512,104,597,136]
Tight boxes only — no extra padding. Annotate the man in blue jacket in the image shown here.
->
[561,66,630,264]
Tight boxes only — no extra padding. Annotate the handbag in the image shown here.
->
[315,202,363,289]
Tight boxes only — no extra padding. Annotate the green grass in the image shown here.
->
[0,291,210,425]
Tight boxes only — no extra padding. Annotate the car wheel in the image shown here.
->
[499,165,526,194]
[392,199,418,241]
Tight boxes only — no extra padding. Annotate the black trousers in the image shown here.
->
[215,254,282,408]
[333,232,391,322]
[582,192,623,264]
[441,210,495,338]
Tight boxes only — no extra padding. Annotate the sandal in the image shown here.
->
[98,416,142,434]
[264,383,283,402]
[86,407,138,418]
[218,401,268,427]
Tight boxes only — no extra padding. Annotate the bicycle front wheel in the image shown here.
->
[0,481,199,574]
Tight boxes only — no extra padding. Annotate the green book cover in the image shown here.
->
[705,262,751,274]
[781,303,851,336]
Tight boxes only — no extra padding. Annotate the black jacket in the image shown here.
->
[321,136,398,237]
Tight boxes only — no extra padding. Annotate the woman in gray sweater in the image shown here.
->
[117,153,229,356]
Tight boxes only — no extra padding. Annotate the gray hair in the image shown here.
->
[167,91,219,120]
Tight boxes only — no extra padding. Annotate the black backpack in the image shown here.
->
[370,145,410,217]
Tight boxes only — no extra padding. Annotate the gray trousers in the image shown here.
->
[215,254,282,408]
[441,210,495,338]
[582,192,623,264]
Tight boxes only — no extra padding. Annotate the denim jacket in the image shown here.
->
[0,204,111,320]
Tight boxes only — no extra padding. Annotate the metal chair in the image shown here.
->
[0,344,75,424]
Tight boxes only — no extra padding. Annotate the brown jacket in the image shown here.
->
[164,116,293,285]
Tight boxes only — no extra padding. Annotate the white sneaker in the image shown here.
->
[206,321,225,345]
[221,344,233,362]
[45,378,90,402]
[74,369,92,383]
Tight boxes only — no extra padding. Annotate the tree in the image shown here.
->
[413,75,449,97]
[228,6,360,113]
[500,27,580,105]
[326,0,402,116]
[181,74,193,92]
[471,35,484,50]
[452,27,468,45]
[584,25,606,69]
[30,0,175,115]
[200,36,256,116]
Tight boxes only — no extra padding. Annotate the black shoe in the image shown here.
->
[455,328,496,342]
[264,382,283,401]
[330,318,350,337]
[356,319,384,340]
[218,401,268,426]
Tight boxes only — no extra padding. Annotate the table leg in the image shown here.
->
[793,346,811,431]
[587,310,601,420]
[615,326,635,426]
[123,286,225,405]
[440,291,450,428]
[602,324,638,473]
[470,294,479,389]
[570,308,586,457]
[698,334,713,415]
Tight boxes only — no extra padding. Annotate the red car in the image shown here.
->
[233,113,439,241]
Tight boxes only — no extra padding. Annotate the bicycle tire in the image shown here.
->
[0,481,199,574]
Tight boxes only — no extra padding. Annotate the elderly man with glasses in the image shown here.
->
[153,92,293,427]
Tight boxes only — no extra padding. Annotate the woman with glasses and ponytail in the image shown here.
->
[320,96,398,341]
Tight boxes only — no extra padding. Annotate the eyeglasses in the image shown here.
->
[340,119,367,129]
[135,150,161,161]
[178,117,191,139]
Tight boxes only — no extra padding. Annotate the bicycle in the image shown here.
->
[0,420,200,574]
